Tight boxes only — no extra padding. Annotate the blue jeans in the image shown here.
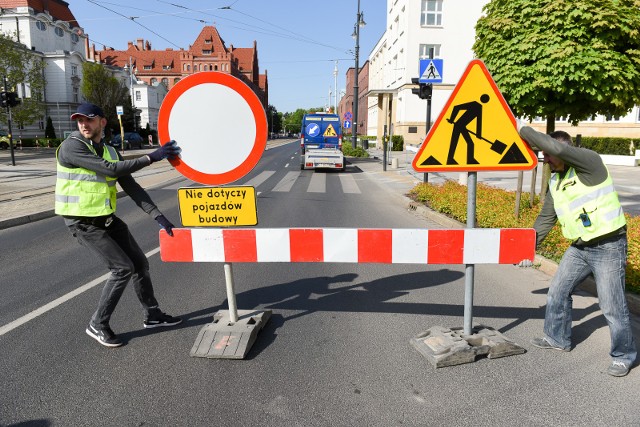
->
[69,216,161,328]
[543,234,637,366]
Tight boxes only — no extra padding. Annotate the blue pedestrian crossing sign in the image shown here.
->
[419,58,443,83]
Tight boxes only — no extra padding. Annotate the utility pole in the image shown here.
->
[352,0,365,149]
[334,60,338,114]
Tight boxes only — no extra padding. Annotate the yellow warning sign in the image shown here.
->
[323,124,337,137]
[412,60,538,172]
[177,186,257,227]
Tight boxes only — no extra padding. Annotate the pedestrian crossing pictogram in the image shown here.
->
[421,60,441,81]
[412,60,538,172]
[323,124,337,137]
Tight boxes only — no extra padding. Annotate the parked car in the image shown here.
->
[108,132,144,150]
[0,129,11,149]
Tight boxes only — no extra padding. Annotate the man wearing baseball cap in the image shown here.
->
[56,102,182,348]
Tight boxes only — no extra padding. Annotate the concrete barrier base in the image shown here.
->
[410,325,526,368]
[190,309,271,359]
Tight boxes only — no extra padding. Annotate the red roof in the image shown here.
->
[2,0,80,28]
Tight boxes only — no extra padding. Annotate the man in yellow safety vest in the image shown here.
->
[56,102,182,348]
[519,126,635,377]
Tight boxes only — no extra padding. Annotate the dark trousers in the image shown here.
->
[69,216,160,328]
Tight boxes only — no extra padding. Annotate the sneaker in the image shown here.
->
[143,312,182,329]
[607,361,630,377]
[530,337,570,352]
[86,323,123,348]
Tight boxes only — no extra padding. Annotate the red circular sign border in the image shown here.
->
[158,72,268,185]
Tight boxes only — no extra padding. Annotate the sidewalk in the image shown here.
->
[0,146,182,229]
[365,145,640,217]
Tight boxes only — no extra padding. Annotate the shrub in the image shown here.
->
[579,136,636,155]
[343,143,369,158]
[408,182,640,294]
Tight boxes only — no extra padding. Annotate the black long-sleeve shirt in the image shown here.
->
[57,131,162,225]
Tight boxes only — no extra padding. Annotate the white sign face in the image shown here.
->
[116,105,124,115]
[168,84,255,174]
[158,72,268,185]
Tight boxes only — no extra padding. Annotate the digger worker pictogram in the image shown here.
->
[446,94,490,165]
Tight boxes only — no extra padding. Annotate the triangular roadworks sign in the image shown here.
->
[412,60,538,173]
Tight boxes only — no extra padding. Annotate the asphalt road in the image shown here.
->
[1,141,640,426]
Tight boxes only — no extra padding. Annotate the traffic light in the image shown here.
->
[411,78,421,98]
[420,83,432,100]
[1,91,20,108]
[410,78,432,100]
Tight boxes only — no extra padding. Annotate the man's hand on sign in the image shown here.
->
[148,140,181,163]
[155,214,175,236]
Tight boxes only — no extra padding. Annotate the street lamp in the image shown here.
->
[351,0,366,149]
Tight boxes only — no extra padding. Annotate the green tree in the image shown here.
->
[0,32,46,128]
[81,62,131,138]
[266,104,282,135]
[474,0,640,132]
[44,116,56,139]
[285,108,307,134]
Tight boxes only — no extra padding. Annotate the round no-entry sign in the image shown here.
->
[158,72,267,185]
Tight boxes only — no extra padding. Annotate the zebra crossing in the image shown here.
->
[242,170,362,195]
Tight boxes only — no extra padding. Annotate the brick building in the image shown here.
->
[91,26,268,108]
[338,60,369,139]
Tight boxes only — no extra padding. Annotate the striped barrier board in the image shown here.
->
[159,228,535,264]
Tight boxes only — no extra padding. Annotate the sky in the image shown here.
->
[68,0,387,114]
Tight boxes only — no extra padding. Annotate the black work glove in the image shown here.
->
[148,140,181,163]
[156,214,175,236]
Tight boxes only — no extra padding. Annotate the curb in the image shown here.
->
[0,173,185,231]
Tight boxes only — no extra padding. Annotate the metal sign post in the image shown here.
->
[116,105,124,152]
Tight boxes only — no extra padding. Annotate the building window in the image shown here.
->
[71,33,79,43]
[151,78,158,85]
[143,65,152,70]
[419,44,441,58]
[39,117,45,130]
[163,65,171,70]
[409,127,417,133]
[136,90,141,101]
[421,0,443,26]
[71,65,78,76]
[174,78,180,84]
[202,50,211,55]
[73,87,79,103]
[161,78,168,86]
[55,27,64,37]
[187,65,191,71]
[36,21,47,31]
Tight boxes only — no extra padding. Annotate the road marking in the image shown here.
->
[244,170,274,188]
[0,247,161,337]
[308,172,326,193]
[339,174,360,194]
[272,171,300,192]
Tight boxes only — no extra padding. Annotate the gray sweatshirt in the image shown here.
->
[519,126,625,247]
[57,131,163,225]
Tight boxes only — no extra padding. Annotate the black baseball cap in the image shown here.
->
[70,103,105,120]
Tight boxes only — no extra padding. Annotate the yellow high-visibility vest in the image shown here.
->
[55,140,119,217]
[549,167,626,242]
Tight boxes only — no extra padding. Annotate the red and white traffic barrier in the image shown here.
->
[160,228,535,264]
